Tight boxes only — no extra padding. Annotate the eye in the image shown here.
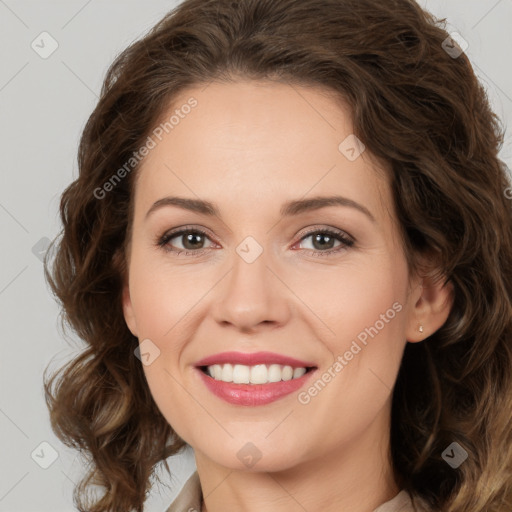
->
[294,227,354,257]
[156,226,214,256]
[156,226,354,257]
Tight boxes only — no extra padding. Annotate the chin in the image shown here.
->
[193,434,310,473]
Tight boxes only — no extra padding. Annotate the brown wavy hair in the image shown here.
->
[43,0,512,510]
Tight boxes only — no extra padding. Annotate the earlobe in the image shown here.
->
[405,276,454,343]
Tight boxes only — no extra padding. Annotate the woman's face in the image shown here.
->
[122,80,436,473]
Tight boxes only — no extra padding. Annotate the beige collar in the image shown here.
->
[165,471,431,512]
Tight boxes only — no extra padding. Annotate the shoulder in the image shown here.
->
[373,490,433,512]
[165,475,434,512]
[165,471,202,512]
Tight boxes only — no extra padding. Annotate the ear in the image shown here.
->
[405,267,454,343]
[113,247,139,338]
[122,283,139,338]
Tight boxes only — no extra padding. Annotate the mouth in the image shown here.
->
[198,363,317,385]
[193,353,318,406]
[193,351,318,406]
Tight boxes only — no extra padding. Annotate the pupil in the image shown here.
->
[184,233,203,249]
[314,233,333,250]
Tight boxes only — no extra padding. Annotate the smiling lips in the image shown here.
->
[194,351,318,406]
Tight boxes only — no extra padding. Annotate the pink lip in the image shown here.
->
[194,351,316,368]
[196,367,318,406]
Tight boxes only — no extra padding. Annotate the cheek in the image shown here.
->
[128,250,196,340]
[291,264,408,447]
[308,258,408,373]
[142,363,195,444]
[127,253,195,436]
[127,252,207,418]
[313,260,404,327]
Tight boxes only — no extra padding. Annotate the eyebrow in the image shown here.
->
[145,195,376,223]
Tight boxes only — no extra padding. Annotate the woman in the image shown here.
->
[43,0,512,511]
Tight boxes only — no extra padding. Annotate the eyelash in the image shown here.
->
[156,225,355,258]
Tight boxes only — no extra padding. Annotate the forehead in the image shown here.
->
[134,80,393,224]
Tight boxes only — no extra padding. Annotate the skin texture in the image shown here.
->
[122,80,453,512]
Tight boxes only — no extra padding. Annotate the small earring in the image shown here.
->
[418,325,424,333]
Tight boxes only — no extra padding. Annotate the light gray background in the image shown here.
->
[1,1,511,511]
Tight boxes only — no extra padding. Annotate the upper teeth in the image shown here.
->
[205,363,307,384]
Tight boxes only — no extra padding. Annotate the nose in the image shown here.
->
[211,246,292,333]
